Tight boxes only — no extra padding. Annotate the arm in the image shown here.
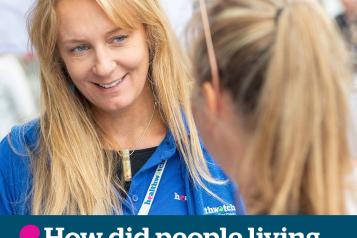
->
[0,136,16,215]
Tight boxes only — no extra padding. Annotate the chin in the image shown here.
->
[97,105,127,113]
[96,100,134,113]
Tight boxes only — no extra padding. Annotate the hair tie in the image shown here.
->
[275,7,284,24]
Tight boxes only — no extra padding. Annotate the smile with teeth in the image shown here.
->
[96,74,127,89]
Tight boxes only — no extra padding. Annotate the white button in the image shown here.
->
[132,194,139,202]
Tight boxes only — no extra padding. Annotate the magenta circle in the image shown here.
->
[19,225,41,238]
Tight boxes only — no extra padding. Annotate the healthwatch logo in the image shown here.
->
[203,204,236,215]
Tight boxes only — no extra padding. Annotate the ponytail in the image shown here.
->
[249,2,352,214]
[193,0,353,214]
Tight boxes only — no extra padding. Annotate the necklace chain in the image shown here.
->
[126,102,157,156]
[121,101,158,182]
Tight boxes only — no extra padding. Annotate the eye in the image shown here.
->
[112,35,128,44]
[70,44,90,54]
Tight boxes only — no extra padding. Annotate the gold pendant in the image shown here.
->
[122,149,132,182]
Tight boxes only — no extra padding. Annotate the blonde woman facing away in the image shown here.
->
[0,0,244,215]
[191,0,356,214]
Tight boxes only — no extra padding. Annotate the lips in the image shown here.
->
[94,73,128,89]
[97,79,122,89]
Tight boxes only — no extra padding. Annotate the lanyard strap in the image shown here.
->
[138,160,167,215]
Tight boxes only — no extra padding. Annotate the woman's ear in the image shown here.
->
[192,81,222,134]
[202,81,219,116]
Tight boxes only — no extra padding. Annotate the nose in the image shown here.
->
[92,47,116,77]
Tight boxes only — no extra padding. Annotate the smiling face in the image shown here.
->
[56,0,151,114]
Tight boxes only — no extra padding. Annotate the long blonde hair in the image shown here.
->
[192,0,353,214]
[27,0,213,214]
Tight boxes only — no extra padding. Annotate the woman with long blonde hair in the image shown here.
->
[0,0,244,215]
[192,0,355,214]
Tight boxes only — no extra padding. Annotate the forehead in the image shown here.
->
[56,0,139,41]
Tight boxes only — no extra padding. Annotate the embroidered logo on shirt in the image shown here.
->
[204,204,236,215]
[174,192,187,201]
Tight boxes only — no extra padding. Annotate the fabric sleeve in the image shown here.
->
[0,135,16,215]
[188,144,246,215]
[0,124,33,215]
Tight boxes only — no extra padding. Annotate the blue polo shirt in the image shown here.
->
[0,120,245,215]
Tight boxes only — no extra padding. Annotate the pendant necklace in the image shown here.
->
[121,102,157,182]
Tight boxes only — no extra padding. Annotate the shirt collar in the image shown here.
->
[137,129,177,172]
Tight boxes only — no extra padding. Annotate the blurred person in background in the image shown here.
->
[336,0,357,88]
[0,0,38,138]
[336,0,357,49]
[0,0,243,215]
[191,0,356,214]
[335,0,357,156]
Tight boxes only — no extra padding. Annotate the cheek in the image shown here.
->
[120,46,149,72]
[64,60,92,85]
[58,47,87,84]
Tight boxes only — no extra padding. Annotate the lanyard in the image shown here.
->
[137,160,167,215]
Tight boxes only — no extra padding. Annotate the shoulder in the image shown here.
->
[189,143,246,215]
[0,120,39,214]
[164,125,246,214]
[0,119,39,179]
[0,119,40,159]
[0,121,39,215]
[201,145,229,180]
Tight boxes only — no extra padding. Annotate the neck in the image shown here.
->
[215,93,249,180]
[93,87,166,150]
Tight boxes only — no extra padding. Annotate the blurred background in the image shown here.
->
[0,0,356,149]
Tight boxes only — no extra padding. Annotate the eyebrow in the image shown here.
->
[61,27,124,44]
[62,39,87,45]
[105,27,123,37]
